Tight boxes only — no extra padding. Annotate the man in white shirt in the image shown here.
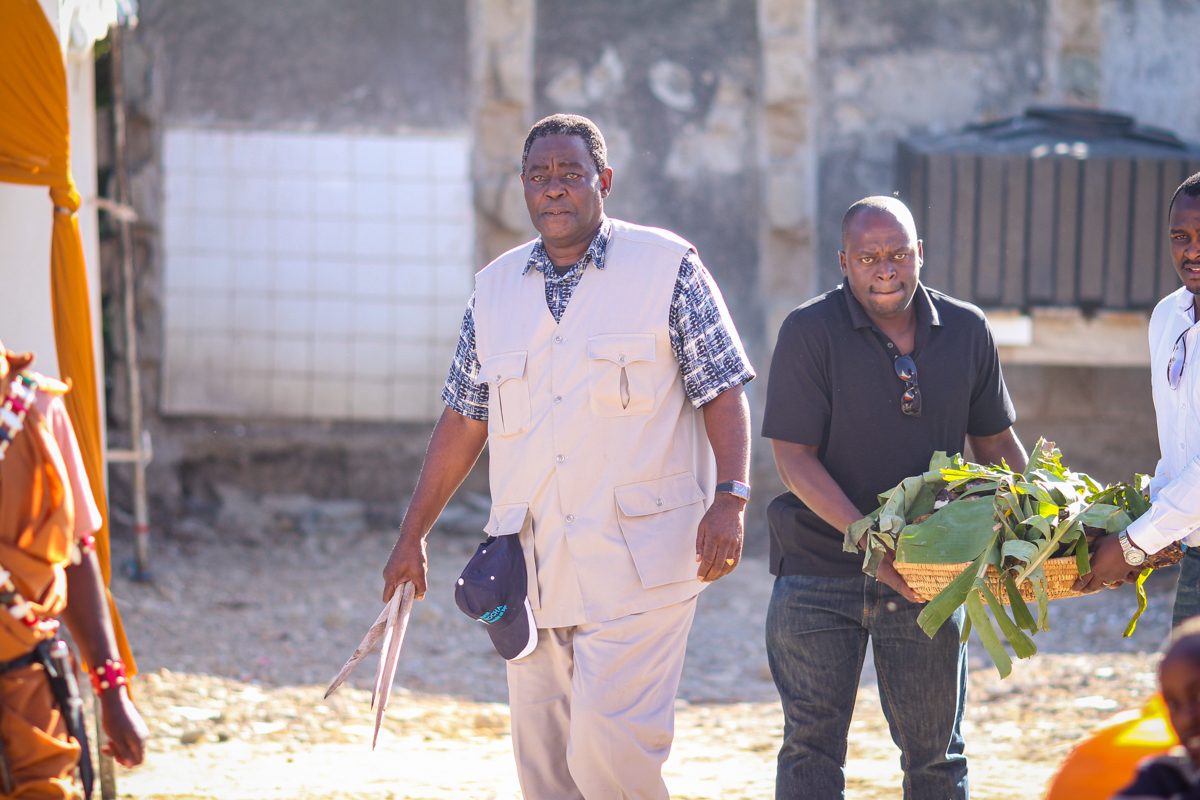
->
[1076,173,1200,621]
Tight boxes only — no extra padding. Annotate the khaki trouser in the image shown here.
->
[506,596,697,800]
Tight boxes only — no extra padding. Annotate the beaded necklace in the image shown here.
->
[0,374,64,635]
[0,374,36,461]
[0,569,58,636]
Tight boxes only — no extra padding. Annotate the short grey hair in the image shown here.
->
[521,114,608,176]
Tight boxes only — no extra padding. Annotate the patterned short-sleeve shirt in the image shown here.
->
[441,217,754,421]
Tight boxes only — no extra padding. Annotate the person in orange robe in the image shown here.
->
[0,341,146,799]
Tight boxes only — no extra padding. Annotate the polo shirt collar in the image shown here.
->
[522,216,612,276]
[842,281,941,330]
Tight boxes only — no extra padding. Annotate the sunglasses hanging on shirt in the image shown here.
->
[1168,327,1189,390]
[894,353,922,417]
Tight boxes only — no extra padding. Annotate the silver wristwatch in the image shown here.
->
[715,480,751,501]
[1118,532,1147,567]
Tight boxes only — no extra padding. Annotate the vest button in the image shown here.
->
[618,355,627,364]
[656,498,664,506]
[554,395,563,403]
[554,336,563,343]
[566,515,576,523]
[495,374,502,382]
[556,454,565,463]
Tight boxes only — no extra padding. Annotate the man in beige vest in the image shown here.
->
[382,113,754,798]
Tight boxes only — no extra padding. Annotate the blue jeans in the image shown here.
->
[766,574,969,800]
[1172,547,1200,630]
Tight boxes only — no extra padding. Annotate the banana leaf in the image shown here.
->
[1124,569,1153,636]
[1003,575,1038,633]
[917,546,994,637]
[980,582,1037,659]
[853,439,1157,678]
[1075,503,1133,533]
[966,590,1012,678]
[1002,539,1039,563]
[1074,535,1091,575]
[896,500,997,564]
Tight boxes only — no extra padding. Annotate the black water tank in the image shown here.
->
[896,107,1200,311]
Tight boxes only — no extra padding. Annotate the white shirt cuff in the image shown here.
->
[1126,457,1200,554]
[1126,514,1179,555]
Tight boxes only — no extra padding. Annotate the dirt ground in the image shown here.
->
[99,506,1183,800]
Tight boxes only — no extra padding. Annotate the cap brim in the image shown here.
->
[487,596,537,661]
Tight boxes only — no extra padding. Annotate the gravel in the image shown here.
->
[101,507,1184,799]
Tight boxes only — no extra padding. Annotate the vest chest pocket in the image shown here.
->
[481,351,531,437]
[586,334,656,417]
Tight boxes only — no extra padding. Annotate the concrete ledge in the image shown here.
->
[988,308,1151,367]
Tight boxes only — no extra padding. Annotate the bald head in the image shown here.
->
[841,196,918,252]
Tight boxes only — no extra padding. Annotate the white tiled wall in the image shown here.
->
[161,129,473,421]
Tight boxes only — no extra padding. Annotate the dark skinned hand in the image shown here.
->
[696,495,745,582]
[382,532,429,602]
[1073,533,1142,594]
[99,687,148,767]
[875,549,924,603]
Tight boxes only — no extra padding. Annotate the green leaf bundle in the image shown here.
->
[845,440,1155,678]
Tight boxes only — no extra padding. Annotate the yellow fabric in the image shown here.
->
[1044,695,1178,800]
[0,0,137,676]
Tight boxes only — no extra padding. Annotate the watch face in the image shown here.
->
[1121,534,1146,566]
[717,481,750,500]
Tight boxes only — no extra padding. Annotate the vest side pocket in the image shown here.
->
[614,472,707,589]
[481,352,531,437]
[586,334,656,417]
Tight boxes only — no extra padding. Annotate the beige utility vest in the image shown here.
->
[473,219,716,628]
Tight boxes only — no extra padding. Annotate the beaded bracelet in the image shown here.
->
[0,375,36,461]
[90,659,128,694]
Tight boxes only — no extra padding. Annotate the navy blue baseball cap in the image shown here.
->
[455,534,536,661]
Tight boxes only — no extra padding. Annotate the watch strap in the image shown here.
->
[715,480,751,501]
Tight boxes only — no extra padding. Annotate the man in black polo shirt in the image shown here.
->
[761,196,1027,800]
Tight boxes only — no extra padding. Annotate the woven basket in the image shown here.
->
[895,557,1083,604]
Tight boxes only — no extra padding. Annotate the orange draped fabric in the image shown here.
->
[0,0,136,676]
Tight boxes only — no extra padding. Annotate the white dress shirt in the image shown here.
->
[1127,286,1200,554]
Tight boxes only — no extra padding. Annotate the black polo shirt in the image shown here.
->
[761,282,1016,578]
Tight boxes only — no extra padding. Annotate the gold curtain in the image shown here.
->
[0,0,136,675]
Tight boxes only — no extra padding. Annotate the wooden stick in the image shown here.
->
[370,591,401,711]
[324,601,393,700]
[373,582,415,750]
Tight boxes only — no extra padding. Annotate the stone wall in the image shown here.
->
[1100,0,1200,137]
[145,0,468,131]
[815,0,1048,289]
[102,1,476,531]
[1005,365,1160,485]
[533,0,765,349]
[100,0,1197,553]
